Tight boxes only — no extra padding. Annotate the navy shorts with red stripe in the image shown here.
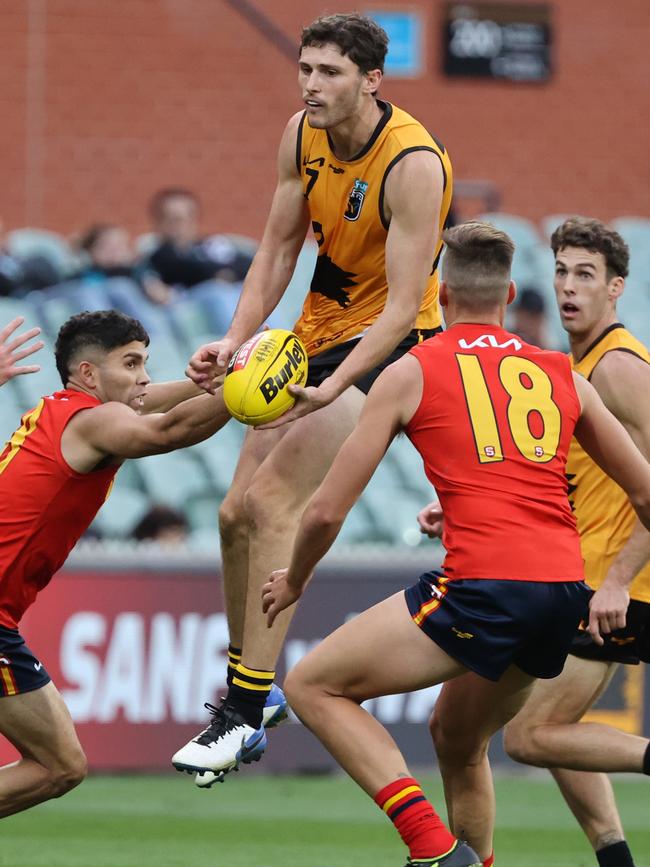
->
[404,571,592,681]
[0,625,51,697]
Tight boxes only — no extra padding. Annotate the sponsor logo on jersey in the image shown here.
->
[458,335,522,351]
[344,178,368,222]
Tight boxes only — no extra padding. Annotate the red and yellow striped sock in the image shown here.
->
[374,776,456,859]
[483,852,494,867]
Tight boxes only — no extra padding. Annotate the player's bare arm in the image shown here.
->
[261,356,423,624]
[139,378,204,413]
[187,113,310,389]
[262,151,444,427]
[0,317,44,385]
[586,351,650,640]
[573,372,650,531]
[61,390,229,471]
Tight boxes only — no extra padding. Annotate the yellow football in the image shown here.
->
[223,329,309,425]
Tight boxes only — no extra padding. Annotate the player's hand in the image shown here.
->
[186,337,238,393]
[417,500,444,538]
[261,568,303,627]
[587,583,629,646]
[0,317,45,386]
[255,379,339,429]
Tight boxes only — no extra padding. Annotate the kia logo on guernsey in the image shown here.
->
[458,334,523,351]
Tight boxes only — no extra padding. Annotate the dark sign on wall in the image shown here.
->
[443,2,552,82]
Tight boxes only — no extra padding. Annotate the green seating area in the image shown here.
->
[2,214,649,550]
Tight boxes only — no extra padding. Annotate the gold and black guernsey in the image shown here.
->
[294,100,453,357]
[567,324,650,603]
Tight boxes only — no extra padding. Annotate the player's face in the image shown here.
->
[554,247,621,338]
[95,341,150,411]
[298,44,370,129]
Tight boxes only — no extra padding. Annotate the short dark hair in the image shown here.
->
[442,221,515,307]
[516,287,546,315]
[78,223,121,253]
[149,187,200,220]
[133,505,188,542]
[55,310,149,385]
[551,217,629,280]
[300,13,388,74]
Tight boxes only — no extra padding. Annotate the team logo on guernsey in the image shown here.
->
[344,179,368,222]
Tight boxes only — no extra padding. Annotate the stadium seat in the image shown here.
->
[27,282,113,337]
[145,332,191,383]
[185,280,239,335]
[192,422,245,495]
[362,481,433,546]
[184,493,219,532]
[188,526,221,554]
[11,348,61,409]
[136,451,214,509]
[386,438,435,501]
[0,296,37,325]
[104,278,174,336]
[274,241,318,327]
[477,213,546,288]
[612,217,650,296]
[92,484,150,538]
[169,296,215,352]
[540,214,572,240]
[333,501,378,546]
[6,228,77,277]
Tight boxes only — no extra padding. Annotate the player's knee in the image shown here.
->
[430,709,487,766]
[49,749,88,797]
[284,665,308,715]
[284,660,324,720]
[219,492,247,545]
[243,475,293,533]
[503,720,539,766]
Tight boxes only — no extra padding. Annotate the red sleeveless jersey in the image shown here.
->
[0,389,118,628]
[406,323,584,582]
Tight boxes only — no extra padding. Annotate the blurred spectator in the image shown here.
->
[509,287,555,349]
[132,505,189,546]
[145,188,254,293]
[70,222,175,308]
[0,220,61,296]
[76,224,139,283]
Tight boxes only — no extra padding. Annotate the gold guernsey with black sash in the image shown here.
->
[294,100,453,357]
[567,323,650,602]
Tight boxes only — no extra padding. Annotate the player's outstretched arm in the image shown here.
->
[261,355,423,625]
[573,372,650,530]
[62,389,230,470]
[139,378,204,413]
[0,317,44,386]
[187,113,310,391]
[582,352,650,642]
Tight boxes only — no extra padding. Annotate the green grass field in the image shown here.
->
[1,773,648,867]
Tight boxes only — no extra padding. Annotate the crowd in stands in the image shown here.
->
[1,201,649,551]
[0,189,254,303]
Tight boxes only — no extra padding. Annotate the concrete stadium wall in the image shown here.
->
[0,0,647,239]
